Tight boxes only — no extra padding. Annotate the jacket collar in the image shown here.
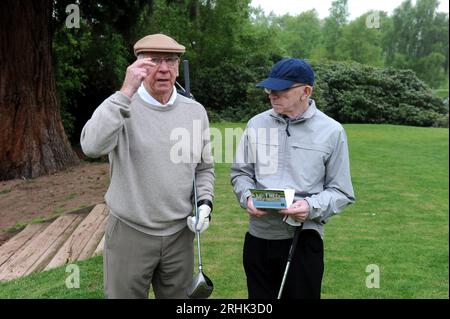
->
[269,99,317,124]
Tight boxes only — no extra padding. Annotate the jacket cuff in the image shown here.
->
[305,197,321,221]
[241,189,252,209]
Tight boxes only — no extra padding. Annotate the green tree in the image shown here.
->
[322,0,349,60]
[382,0,449,87]
[52,0,153,142]
[187,0,280,120]
[335,12,386,67]
[272,10,322,59]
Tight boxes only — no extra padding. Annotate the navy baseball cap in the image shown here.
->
[257,58,315,90]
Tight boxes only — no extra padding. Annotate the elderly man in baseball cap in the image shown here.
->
[231,58,355,299]
[81,34,215,299]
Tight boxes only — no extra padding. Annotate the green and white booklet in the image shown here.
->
[249,188,302,226]
[249,188,295,209]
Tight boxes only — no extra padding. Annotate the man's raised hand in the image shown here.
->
[120,58,155,98]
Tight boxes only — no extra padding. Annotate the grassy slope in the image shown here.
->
[0,124,448,299]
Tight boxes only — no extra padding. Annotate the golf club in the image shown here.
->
[186,175,214,298]
[175,60,194,99]
[277,223,303,299]
[183,59,214,299]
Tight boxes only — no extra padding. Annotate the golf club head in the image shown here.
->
[186,271,214,299]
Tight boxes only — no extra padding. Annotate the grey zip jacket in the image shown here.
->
[230,100,355,239]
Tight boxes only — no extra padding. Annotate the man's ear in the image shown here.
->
[305,86,313,98]
[300,86,312,102]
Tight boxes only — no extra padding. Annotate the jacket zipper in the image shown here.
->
[285,119,291,137]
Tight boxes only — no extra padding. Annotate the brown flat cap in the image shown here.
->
[133,34,186,56]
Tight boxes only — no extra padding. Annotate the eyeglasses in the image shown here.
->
[149,56,180,67]
[264,84,307,96]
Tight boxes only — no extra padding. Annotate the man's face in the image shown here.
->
[266,84,311,116]
[141,52,180,97]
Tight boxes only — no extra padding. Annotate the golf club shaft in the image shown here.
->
[193,176,203,271]
[278,262,291,299]
[186,58,203,271]
[277,224,303,299]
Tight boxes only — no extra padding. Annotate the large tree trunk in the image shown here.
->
[0,0,79,181]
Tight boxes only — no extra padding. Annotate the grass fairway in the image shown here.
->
[0,124,448,299]
[323,124,448,298]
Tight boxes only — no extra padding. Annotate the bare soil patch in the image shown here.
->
[0,161,109,246]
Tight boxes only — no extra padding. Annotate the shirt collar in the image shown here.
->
[138,83,177,107]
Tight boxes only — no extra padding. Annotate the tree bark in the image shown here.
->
[0,0,79,181]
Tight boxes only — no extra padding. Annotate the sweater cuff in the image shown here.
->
[114,91,132,102]
[198,199,213,212]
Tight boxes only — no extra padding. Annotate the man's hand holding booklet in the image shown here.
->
[249,188,305,226]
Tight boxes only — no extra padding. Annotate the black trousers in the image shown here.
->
[243,229,324,299]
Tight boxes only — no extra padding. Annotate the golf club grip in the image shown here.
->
[287,224,303,262]
[183,60,190,97]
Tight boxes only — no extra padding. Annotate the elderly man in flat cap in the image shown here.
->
[231,58,355,299]
[81,34,214,299]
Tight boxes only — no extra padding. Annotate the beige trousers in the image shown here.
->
[103,214,194,299]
